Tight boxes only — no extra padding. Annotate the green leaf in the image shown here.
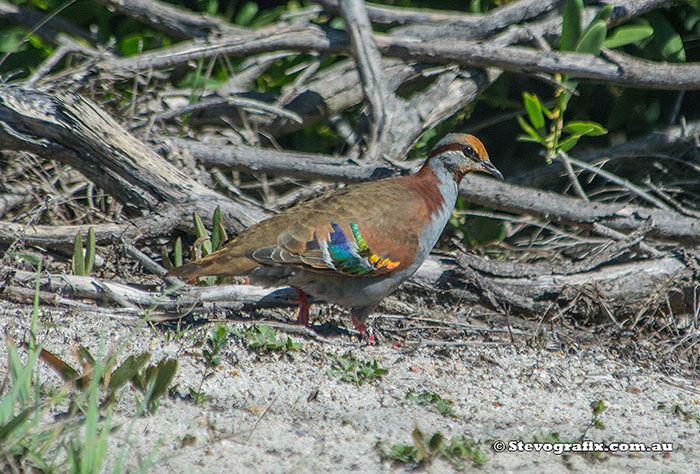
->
[72,231,84,276]
[563,121,608,136]
[174,237,183,267]
[193,212,207,239]
[211,206,222,251]
[576,20,607,55]
[234,2,258,26]
[428,432,444,451]
[18,252,40,267]
[587,4,613,30]
[0,408,31,443]
[84,227,95,275]
[146,359,177,413]
[558,135,581,153]
[604,24,654,48]
[162,246,173,270]
[37,347,81,385]
[216,222,227,249]
[561,0,583,51]
[0,28,26,54]
[77,346,95,366]
[647,12,686,62]
[516,116,545,144]
[109,352,151,392]
[523,93,545,129]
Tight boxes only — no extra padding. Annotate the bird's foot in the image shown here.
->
[289,287,310,326]
[351,314,375,345]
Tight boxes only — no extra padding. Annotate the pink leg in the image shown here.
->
[351,313,375,345]
[289,287,310,326]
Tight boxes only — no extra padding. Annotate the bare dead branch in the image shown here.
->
[0,0,98,46]
[320,0,559,37]
[374,36,700,90]
[159,137,700,243]
[0,193,30,217]
[92,0,242,39]
[68,21,700,91]
[158,137,395,182]
[339,0,395,159]
[0,205,182,248]
[0,86,266,231]
[461,174,699,244]
[516,119,700,187]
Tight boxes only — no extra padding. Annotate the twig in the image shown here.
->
[402,340,513,348]
[26,40,95,87]
[320,0,559,38]
[0,0,78,69]
[277,55,322,106]
[643,178,700,218]
[556,150,589,201]
[91,0,240,39]
[565,154,672,211]
[339,0,394,159]
[0,0,97,46]
[245,392,280,440]
[147,96,303,127]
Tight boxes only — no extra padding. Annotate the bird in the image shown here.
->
[167,133,503,341]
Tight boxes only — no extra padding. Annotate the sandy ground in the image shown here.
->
[1,299,699,474]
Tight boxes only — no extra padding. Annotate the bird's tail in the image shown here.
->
[165,250,258,279]
[166,262,206,279]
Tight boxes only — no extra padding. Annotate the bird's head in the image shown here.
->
[426,133,503,183]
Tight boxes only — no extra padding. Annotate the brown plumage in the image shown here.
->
[167,134,503,340]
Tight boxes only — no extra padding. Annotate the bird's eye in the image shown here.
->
[462,145,475,157]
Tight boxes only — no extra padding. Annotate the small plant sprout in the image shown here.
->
[326,352,387,385]
[164,206,227,285]
[580,399,607,440]
[657,402,700,425]
[231,325,303,353]
[190,323,229,404]
[518,0,608,162]
[162,236,183,271]
[378,427,486,468]
[72,227,96,276]
[406,390,460,418]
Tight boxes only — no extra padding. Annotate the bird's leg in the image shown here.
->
[350,307,376,345]
[289,287,310,326]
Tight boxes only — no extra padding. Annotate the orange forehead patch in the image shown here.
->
[428,134,489,161]
[462,135,489,161]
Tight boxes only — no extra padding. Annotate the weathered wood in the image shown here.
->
[160,137,700,244]
[0,86,266,232]
[4,247,695,324]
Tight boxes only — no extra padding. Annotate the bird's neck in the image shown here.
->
[406,160,459,217]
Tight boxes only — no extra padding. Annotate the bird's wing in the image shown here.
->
[168,177,426,279]
[245,181,423,277]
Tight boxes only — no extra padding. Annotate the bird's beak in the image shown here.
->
[480,160,504,181]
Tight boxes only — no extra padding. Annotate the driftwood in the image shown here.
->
[0,0,698,348]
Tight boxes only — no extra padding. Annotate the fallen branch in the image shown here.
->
[160,137,700,244]
[318,0,558,33]
[77,22,700,90]
[2,244,694,326]
[92,0,241,39]
[0,86,266,232]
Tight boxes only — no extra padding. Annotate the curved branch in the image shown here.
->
[0,86,266,231]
